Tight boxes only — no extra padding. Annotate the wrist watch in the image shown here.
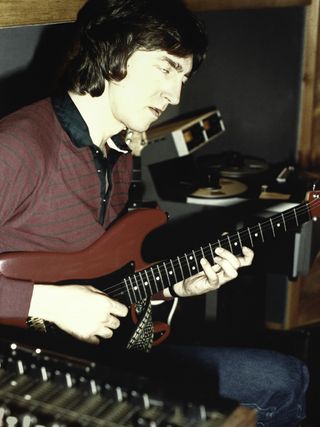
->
[26,317,48,333]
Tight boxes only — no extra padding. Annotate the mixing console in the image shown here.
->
[0,341,240,427]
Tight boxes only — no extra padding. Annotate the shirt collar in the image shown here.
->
[51,92,131,154]
[106,137,129,153]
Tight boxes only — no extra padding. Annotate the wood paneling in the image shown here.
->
[0,0,312,28]
[298,0,320,170]
[0,0,86,27]
[185,0,311,12]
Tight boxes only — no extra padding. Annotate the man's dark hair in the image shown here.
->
[61,0,208,96]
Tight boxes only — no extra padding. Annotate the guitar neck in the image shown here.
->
[112,200,314,305]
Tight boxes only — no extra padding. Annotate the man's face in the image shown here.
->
[108,50,193,133]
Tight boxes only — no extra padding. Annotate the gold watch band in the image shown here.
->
[26,317,47,333]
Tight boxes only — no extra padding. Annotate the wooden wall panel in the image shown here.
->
[0,0,312,28]
[185,0,310,11]
[0,0,86,27]
[298,0,320,170]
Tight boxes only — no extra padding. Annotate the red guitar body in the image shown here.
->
[0,208,170,346]
[0,208,167,284]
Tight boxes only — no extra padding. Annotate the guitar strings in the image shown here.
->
[103,198,318,301]
[103,198,319,300]
[102,197,320,301]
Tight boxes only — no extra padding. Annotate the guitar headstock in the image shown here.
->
[307,189,320,218]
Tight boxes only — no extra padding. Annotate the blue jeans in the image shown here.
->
[147,344,309,427]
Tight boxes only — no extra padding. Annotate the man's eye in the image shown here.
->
[160,67,170,74]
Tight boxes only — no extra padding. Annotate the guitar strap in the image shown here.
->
[126,299,154,352]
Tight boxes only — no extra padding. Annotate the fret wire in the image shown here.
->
[170,259,178,284]
[281,213,287,232]
[177,256,185,280]
[163,261,173,287]
[247,227,254,247]
[200,246,205,259]
[128,276,138,303]
[258,223,264,242]
[138,271,148,299]
[133,274,143,301]
[237,231,243,249]
[150,266,160,292]
[156,264,166,290]
[227,235,233,253]
[208,243,215,263]
[217,239,222,248]
[293,208,299,226]
[192,251,199,273]
[269,218,275,238]
[184,254,192,277]
[143,270,152,295]
[192,251,200,273]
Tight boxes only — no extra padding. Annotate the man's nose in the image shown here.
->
[162,80,182,105]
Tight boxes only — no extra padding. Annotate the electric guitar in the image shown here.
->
[0,191,319,342]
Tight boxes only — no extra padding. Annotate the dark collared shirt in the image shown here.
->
[52,92,131,223]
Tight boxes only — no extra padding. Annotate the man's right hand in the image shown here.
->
[29,284,128,344]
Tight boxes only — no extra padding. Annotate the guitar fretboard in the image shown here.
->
[109,200,313,305]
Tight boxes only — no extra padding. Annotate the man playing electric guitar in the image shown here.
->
[0,1,309,425]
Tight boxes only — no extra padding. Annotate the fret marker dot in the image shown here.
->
[134,286,137,290]
[169,271,173,275]
[234,242,238,246]
[156,276,160,281]
[254,233,258,237]
[192,266,196,270]
[144,282,148,286]
[277,223,280,227]
[189,256,193,260]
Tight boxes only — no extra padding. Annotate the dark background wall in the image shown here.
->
[0,23,72,118]
[181,7,305,165]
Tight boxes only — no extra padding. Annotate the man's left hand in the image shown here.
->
[170,246,254,297]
